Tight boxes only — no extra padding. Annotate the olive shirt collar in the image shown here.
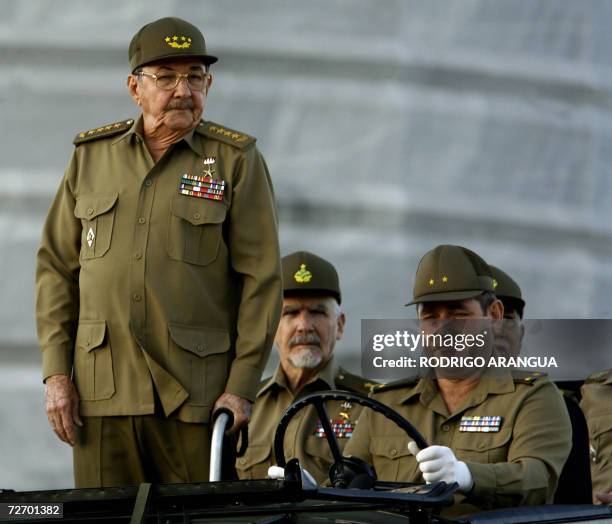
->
[400,372,516,418]
[258,356,339,398]
[111,115,206,158]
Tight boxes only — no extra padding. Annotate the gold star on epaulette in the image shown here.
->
[73,119,134,145]
[199,121,256,150]
[365,382,383,394]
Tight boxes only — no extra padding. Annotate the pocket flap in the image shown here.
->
[235,445,272,470]
[76,320,107,352]
[369,436,412,459]
[587,411,612,439]
[171,196,227,225]
[168,323,230,357]
[74,193,119,219]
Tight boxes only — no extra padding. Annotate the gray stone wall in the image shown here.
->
[1,1,612,490]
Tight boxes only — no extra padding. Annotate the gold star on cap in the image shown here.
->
[428,278,435,286]
[294,263,312,283]
[493,279,498,289]
[442,275,448,283]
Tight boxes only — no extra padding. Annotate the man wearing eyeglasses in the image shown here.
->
[36,17,282,487]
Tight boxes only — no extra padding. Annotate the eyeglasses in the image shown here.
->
[136,71,208,91]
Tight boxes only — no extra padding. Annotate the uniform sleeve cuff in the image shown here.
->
[465,461,497,499]
[225,362,264,402]
[41,346,73,382]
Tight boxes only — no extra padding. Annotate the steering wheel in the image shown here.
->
[273,390,429,489]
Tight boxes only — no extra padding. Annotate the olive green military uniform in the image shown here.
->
[346,244,572,517]
[581,369,612,502]
[344,372,571,515]
[236,357,371,484]
[36,17,282,487]
[36,115,281,485]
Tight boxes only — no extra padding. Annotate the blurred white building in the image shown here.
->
[1,0,611,489]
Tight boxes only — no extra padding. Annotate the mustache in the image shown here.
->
[289,333,321,348]
[165,100,194,110]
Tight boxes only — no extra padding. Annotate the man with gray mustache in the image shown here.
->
[236,251,372,483]
[36,17,282,487]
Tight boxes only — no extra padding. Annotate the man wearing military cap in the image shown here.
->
[236,251,372,484]
[344,245,571,516]
[581,370,612,504]
[36,16,282,487]
[489,265,525,359]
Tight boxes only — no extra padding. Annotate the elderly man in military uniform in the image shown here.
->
[36,17,282,487]
[344,245,571,517]
[236,251,371,484]
[581,370,612,504]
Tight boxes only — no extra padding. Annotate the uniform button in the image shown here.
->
[442,424,450,432]
[86,207,94,216]
[390,449,397,456]
[145,180,152,187]
[133,294,142,302]
[134,253,142,260]
[193,212,201,220]
[239,458,246,465]
[138,217,146,224]
[196,344,204,352]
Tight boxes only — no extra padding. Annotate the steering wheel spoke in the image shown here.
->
[274,390,429,489]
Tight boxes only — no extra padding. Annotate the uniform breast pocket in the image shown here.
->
[73,320,115,401]
[235,445,273,480]
[369,436,417,482]
[167,196,227,266]
[74,194,118,260]
[168,323,230,407]
[453,428,512,465]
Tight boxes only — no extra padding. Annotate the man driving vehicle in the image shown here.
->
[343,244,572,517]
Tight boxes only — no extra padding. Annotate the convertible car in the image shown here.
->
[1,389,611,524]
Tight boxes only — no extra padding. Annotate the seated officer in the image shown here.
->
[491,265,592,504]
[344,245,571,517]
[581,370,612,504]
[489,265,525,359]
[236,251,371,483]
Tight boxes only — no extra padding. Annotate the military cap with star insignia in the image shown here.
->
[489,265,525,317]
[281,251,341,304]
[129,17,218,72]
[406,244,495,306]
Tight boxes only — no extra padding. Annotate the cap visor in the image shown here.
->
[284,288,341,304]
[135,53,218,71]
[405,289,484,306]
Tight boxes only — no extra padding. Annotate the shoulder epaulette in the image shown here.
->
[197,121,256,150]
[585,369,612,384]
[73,119,134,145]
[335,369,375,395]
[511,369,547,385]
[369,375,420,394]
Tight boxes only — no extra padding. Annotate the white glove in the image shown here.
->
[267,465,318,488]
[267,466,286,480]
[408,441,474,493]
